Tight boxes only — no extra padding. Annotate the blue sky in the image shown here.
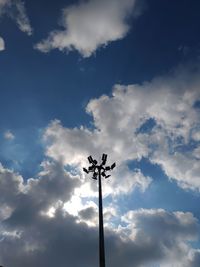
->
[0,0,200,266]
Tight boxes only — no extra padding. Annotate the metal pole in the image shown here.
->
[83,155,116,267]
[98,167,106,267]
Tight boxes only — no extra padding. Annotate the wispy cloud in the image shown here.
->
[3,130,15,140]
[0,0,33,50]
[35,0,141,57]
[11,0,33,36]
[0,36,5,50]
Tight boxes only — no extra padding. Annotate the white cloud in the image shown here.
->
[0,0,32,37]
[35,0,140,57]
[0,163,200,266]
[44,120,151,198]
[12,0,33,35]
[4,130,15,140]
[0,36,5,51]
[43,64,200,192]
[150,143,200,191]
[192,129,200,141]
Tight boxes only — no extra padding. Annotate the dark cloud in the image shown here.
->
[0,161,80,225]
[1,209,98,267]
[0,161,200,267]
[79,206,97,221]
[189,250,200,267]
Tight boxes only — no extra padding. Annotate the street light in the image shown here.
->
[83,154,116,267]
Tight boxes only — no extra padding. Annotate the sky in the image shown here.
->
[0,0,200,266]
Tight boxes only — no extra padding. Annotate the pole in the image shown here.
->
[98,167,106,267]
[83,155,116,267]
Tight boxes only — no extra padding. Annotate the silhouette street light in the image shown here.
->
[83,154,116,267]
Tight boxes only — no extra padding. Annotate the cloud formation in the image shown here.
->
[10,0,33,35]
[120,209,200,267]
[0,0,32,50]
[35,0,140,57]
[44,120,152,199]
[43,63,200,192]
[0,161,200,266]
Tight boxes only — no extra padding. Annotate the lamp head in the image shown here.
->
[83,168,89,174]
[88,156,94,164]
[88,166,95,171]
[111,163,116,170]
[102,153,107,165]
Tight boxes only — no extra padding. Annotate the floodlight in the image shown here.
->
[101,172,106,177]
[102,154,107,161]
[88,156,94,164]
[111,163,116,170]
[102,154,107,165]
[83,154,116,267]
[83,168,89,174]
[102,156,107,166]
[89,166,95,171]
[92,172,98,180]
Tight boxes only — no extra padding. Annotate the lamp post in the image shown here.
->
[83,154,116,267]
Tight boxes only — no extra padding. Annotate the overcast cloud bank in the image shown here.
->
[0,162,200,267]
